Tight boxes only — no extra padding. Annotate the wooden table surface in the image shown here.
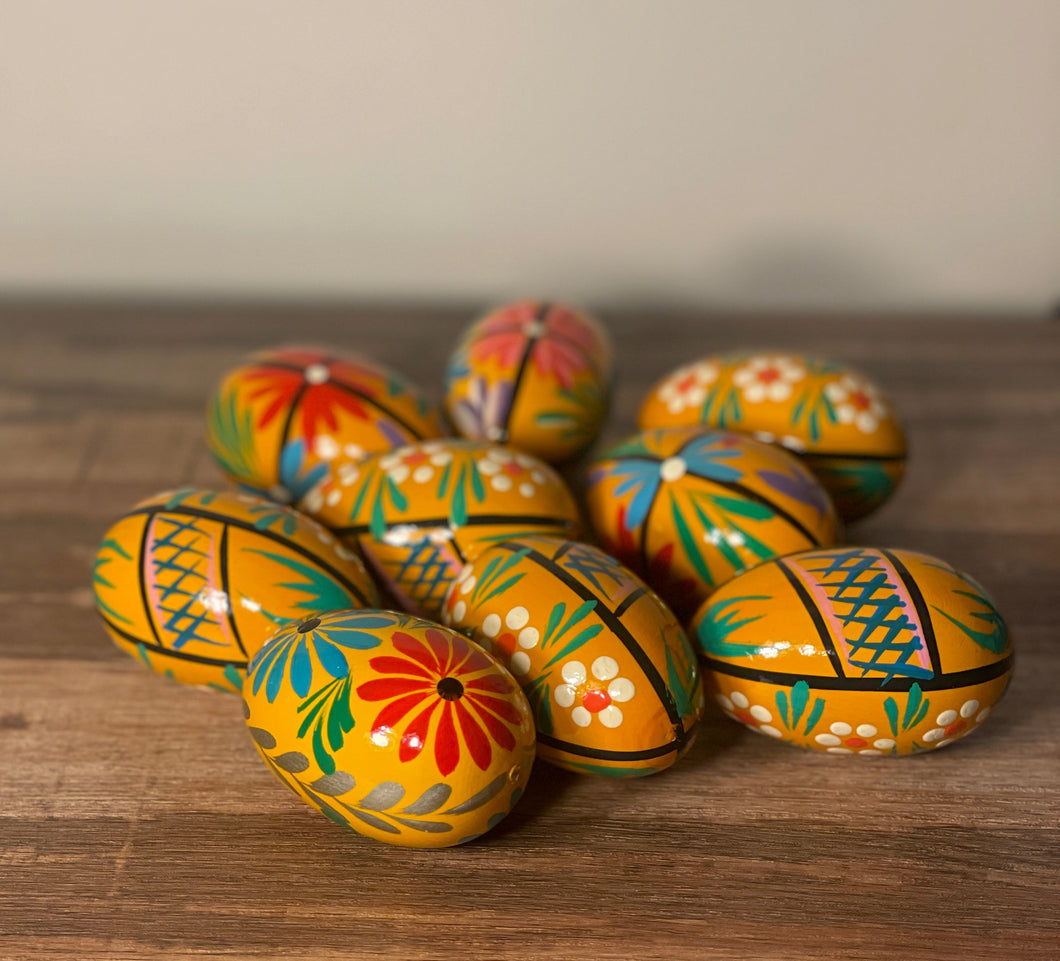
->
[1,303,1057,961]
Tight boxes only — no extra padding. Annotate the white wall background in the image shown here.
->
[1,1,1057,311]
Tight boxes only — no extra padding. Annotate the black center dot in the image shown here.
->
[296,617,321,634]
[436,677,464,700]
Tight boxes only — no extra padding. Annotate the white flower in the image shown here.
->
[921,699,989,748]
[823,374,890,435]
[715,691,782,739]
[477,446,545,497]
[657,360,720,415]
[812,720,896,756]
[732,355,806,404]
[554,657,635,729]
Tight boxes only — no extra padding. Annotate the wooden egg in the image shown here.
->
[441,535,704,777]
[638,353,906,521]
[691,547,1013,755]
[444,301,612,463]
[92,488,379,690]
[585,427,838,621]
[243,610,535,847]
[206,346,444,504]
[300,439,581,620]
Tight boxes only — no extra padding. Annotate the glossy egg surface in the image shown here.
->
[443,536,703,777]
[301,439,581,620]
[243,609,536,847]
[444,301,612,463]
[585,427,838,621]
[692,547,1013,755]
[93,488,379,689]
[638,353,906,521]
[206,346,444,504]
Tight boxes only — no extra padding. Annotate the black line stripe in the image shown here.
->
[777,559,846,678]
[258,359,429,440]
[497,542,687,738]
[277,382,309,452]
[613,586,647,619]
[333,513,578,538]
[801,451,906,464]
[702,654,1013,692]
[122,505,372,608]
[551,539,575,563]
[100,613,245,668]
[536,732,682,762]
[498,302,549,439]
[137,515,163,645]
[218,525,248,659]
[880,549,943,678]
[613,454,822,547]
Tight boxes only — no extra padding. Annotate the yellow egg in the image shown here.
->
[301,439,581,620]
[92,488,378,690]
[206,345,444,504]
[442,536,704,777]
[584,427,839,622]
[444,301,613,463]
[243,610,536,847]
[691,547,1013,755]
[638,353,906,521]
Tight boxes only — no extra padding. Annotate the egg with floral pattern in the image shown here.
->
[206,346,444,505]
[638,353,906,521]
[585,427,839,622]
[444,301,613,463]
[442,535,703,777]
[300,439,581,620]
[691,547,1013,755]
[92,488,379,689]
[243,609,536,847]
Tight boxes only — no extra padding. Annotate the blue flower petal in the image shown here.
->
[289,636,312,698]
[313,635,351,679]
[279,439,307,486]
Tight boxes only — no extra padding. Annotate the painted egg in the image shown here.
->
[243,609,535,847]
[584,427,839,622]
[442,535,704,777]
[92,488,379,690]
[206,346,444,504]
[444,300,613,463]
[300,439,581,620]
[638,353,906,522]
[692,547,1013,755]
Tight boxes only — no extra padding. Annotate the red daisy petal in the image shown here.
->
[467,691,525,726]
[434,702,461,776]
[454,646,492,676]
[356,676,431,701]
[465,673,513,695]
[367,690,430,735]
[399,697,442,763]
[424,628,455,676]
[454,701,492,771]
[367,656,434,680]
[466,697,517,751]
[392,632,440,673]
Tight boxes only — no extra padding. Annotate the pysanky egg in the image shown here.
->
[444,301,612,463]
[92,488,379,689]
[206,346,444,504]
[442,535,704,777]
[585,427,838,621]
[301,439,582,620]
[243,609,535,847]
[638,353,906,522]
[691,547,1013,755]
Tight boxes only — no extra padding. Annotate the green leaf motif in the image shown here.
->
[696,595,770,658]
[243,548,360,613]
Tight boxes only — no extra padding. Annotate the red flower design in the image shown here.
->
[468,303,602,390]
[242,349,381,444]
[356,629,522,777]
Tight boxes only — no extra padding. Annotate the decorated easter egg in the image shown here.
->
[692,547,1013,755]
[243,609,535,847]
[442,536,703,777]
[301,439,581,620]
[206,346,444,504]
[638,353,906,521]
[585,427,838,621]
[444,301,612,463]
[92,488,379,689]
